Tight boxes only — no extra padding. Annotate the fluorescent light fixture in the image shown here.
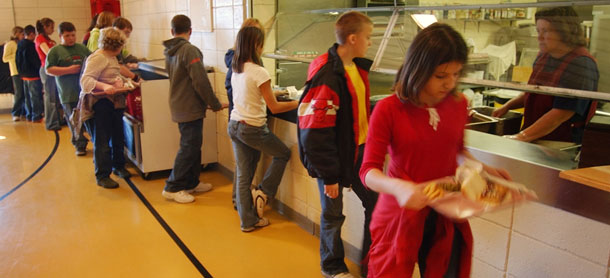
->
[411,14,438,29]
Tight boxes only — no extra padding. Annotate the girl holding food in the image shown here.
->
[359,23,511,277]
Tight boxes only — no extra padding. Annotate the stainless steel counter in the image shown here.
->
[465,130,610,225]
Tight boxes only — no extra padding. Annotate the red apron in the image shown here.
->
[523,47,597,142]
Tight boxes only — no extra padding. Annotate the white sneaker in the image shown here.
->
[241,217,270,232]
[321,271,356,278]
[186,182,213,193]
[12,116,20,121]
[251,188,268,218]
[162,190,195,203]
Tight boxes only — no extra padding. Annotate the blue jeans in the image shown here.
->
[228,120,290,229]
[165,118,204,192]
[40,67,62,130]
[23,79,43,121]
[85,99,126,181]
[62,101,88,150]
[317,144,378,276]
[10,75,26,117]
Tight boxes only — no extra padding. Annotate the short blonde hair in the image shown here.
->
[335,11,372,45]
[99,27,126,51]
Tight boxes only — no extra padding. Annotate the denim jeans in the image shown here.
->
[85,98,126,181]
[62,101,88,150]
[40,67,62,130]
[227,120,290,229]
[10,75,26,117]
[23,79,43,121]
[165,118,204,193]
[317,144,378,276]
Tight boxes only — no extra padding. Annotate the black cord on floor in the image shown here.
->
[123,177,213,278]
[0,130,59,202]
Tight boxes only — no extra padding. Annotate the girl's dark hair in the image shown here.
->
[87,14,99,32]
[393,23,468,104]
[36,18,54,39]
[58,22,76,34]
[24,25,36,36]
[232,26,265,74]
[535,6,586,48]
[10,26,24,41]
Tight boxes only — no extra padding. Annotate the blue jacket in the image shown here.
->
[16,39,40,78]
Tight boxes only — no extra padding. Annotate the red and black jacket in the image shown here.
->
[297,43,372,187]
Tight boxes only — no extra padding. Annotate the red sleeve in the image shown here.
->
[360,97,393,187]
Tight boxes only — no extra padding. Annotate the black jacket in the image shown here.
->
[16,39,40,78]
[297,43,372,187]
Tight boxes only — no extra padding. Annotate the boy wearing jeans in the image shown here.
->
[162,15,226,203]
[46,22,91,155]
[16,25,43,122]
[297,11,378,278]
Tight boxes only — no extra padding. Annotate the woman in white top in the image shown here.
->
[228,26,298,232]
[2,26,25,121]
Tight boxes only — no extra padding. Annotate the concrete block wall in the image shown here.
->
[0,0,91,43]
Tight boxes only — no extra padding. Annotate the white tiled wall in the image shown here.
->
[0,0,90,43]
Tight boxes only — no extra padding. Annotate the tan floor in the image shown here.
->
[0,109,360,277]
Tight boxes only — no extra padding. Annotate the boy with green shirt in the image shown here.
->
[46,22,91,156]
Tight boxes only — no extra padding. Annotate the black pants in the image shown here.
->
[352,144,379,276]
[418,210,462,278]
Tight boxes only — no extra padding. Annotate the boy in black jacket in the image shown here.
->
[297,11,378,278]
[16,25,43,122]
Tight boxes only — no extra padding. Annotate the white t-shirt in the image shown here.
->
[230,62,271,127]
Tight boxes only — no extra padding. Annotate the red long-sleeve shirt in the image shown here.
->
[360,94,473,278]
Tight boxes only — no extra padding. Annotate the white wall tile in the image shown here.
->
[514,202,610,265]
[471,257,505,278]
[201,31,217,51]
[477,205,513,228]
[215,28,234,52]
[507,232,607,278]
[470,217,510,270]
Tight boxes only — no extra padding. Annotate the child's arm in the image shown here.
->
[360,98,428,209]
[46,65,81,76]
[461,150,512,180]
[364,169,428,209]
[260,80,298,114]
[185,47,223,111]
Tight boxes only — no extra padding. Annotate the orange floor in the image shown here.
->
[0,95,359,277]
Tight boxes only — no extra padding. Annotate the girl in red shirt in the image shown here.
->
[359,23,510,278]
[35,17,63,131]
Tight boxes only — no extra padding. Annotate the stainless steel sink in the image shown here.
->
[466,106,523,136]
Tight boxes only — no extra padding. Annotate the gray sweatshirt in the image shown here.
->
[163,37,221,123]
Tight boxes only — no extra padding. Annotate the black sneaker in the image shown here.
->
[113,168,132,178]
[97,177,119,189]
[75,147,86,156]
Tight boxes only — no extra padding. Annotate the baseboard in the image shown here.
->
[215,163,362,266]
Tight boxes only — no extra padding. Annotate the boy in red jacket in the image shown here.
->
[297,11,378,278]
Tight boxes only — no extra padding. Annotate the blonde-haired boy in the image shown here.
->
[297,11,378,278]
